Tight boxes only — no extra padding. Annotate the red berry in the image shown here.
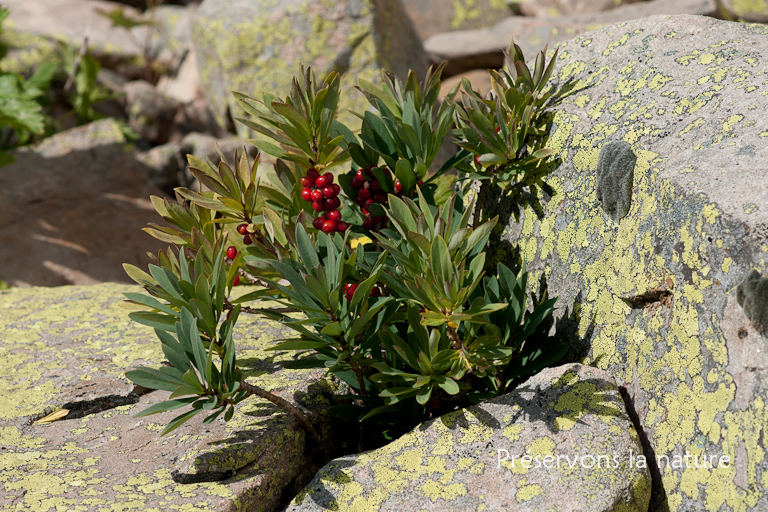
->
[351,175,363,188]
[382,167,391,178]
[357,188,371,202]
[314,175,328,189]
[362,219,373,230]
[394,180,402,194]
[312,200,325,212]
[370,178,380,191]
[325,197,341,211]
[372,215,387,224]
[301,187,312,201]
[323,186,337,198]
[321,220,337,234]
[233,275,240,286]
[307,168,320,181]
[356,169,368,181]
[322,172,333,185]
[312,217,325,230]
[374,193,387,204]
[417,179,423,186]
[336,221,349,232]
[300,177,313,188]
[243,233,252,245]
[344,283,359,301]
[370,286,381,298]
[327,209,341,222]
[226,246,237,260]
[496,125,502,132]
[475,155,481,166]
[309,189,323,202]
[363,198,375,211]
[237,223,248,235]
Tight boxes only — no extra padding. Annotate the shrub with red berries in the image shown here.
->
[125,49,562,447]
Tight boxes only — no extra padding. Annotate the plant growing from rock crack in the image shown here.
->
[124,50,566,449]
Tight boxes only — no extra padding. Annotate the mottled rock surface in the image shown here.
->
[287,364,650,511]
[485,14,768,512]
[0,283,337,511]
[401,0,515,41]
[715,0,768,22]
[0,119,167,287]
[191,0,427,136]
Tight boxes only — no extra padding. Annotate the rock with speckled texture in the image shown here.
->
[287,363,650,512]
[715,0,768,22]
[0,283,339,511]
[191,0,428,137]
[516,0,645,18]
[400,0,515,42]
[484,14,768,512]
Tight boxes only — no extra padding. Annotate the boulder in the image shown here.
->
[190,0,428,136]
[514,0,644,18]
[400,0,516,42]
[424,0,717,77]
[287,363,651,511]
[425,17,584,76]
[484,14,768,511]
[715,0,768,22]
[124,80,182,144]
[0,119,168,287]
[0,283,338,511]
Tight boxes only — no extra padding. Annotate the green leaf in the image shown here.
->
[266,340,329,351]
[125,367,183,392]
[161,408,202,436]
[134,397,198,417]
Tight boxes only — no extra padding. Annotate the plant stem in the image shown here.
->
[239,381,324,453]
[472,179,490,228]
[447,325,462,350]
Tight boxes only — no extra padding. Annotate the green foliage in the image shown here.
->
[124,47,565,445]
[0,6,56,165]
[453,39,557,188]
[126,304,247,435]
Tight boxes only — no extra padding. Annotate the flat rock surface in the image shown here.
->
[287,363,650,512]
[486,14,768,511]
[0,283,335,511]
[0,119,168,287]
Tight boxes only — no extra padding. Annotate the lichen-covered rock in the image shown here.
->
[191,0,428,136]
[124,80,181,144]
[287,363,650,511]
[0,283,337,511]
[486,14,768,511]
[516,0,644,17]
[401,0,515,41]
[715,0,768,22]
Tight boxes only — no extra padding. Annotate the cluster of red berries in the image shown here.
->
[341,283,385,302]
[351,167,392,230]
[300,168,349,234]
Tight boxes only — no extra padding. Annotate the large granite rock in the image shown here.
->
[484,14,768,512]
[0,119,168,287]
[191,0,428,136]
[715,0,768,22]
[424,0,717,77]
[0,283,338,511]
[515,0,644,18]
[287,363,651,511]
[401,0,516,41]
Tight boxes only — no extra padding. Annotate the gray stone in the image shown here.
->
[190,0,428,136]
[401,0,516,42]
[124,80,181,144]
[0,282,338,511]
[0,119,168,287]
[484,14,768,511]
[287,363,650,511]
[714,0,768,22]
[424,0,717,77]
[514,0,644,17]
